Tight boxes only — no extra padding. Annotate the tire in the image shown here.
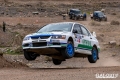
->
[24,50,38,61]
[88,47,98,63]
[98,18,101,22]
[104,17,107,21]
[52,58,62,65]
[69,15,72,19]
[61,41,74,59]
[72,15,75,20]
[83,17,86,21]
[75,17,78,20]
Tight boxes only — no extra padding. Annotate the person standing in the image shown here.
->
[3,21,6,32]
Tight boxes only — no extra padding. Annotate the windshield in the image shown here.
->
[74,11,80,14]
[71,10,80,14]
[37,23,73,33]
[98,12,104,16]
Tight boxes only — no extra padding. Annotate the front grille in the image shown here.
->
[31,36,50,40]
[40,36,50,39]
[32,42,47,47]
[31,37,38,40]
[52,43,60,45]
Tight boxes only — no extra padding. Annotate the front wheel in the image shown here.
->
[24,50,38,61]
[61,41,74,59]
[104,17,107,21]
[52,58,62,65]
[88,47,98,63]
[75,16,79,20]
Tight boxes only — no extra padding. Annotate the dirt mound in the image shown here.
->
[0,24,39,47]
[0,55,28,68]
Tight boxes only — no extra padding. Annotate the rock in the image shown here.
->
[109,41,116,45]
[32,12,39,15]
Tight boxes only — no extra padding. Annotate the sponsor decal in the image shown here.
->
[82,39,91,46]
[75,34,82,43]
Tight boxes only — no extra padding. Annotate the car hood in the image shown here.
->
[26,31,70,37]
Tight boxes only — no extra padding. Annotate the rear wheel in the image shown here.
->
[61,41,74,59]
[24,50,38,61]
[104,17,107,21]
[83,17,86,21]
[98,18,101,21]
[52,58,62,65]
[88,47,98,63]
[69,15,72,19]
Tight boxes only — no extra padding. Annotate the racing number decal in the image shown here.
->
[82,39,91,46]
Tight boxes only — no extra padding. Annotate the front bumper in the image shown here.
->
[22,41,67,54]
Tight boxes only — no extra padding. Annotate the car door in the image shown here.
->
[72,24,84,53]
[79,25,93,55]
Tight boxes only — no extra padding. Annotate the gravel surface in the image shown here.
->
[0,67,120,80]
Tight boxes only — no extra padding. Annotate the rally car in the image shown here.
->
[22,22,100,65]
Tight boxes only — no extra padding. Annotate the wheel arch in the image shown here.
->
[93,44,98,53]
[68,37,74,45]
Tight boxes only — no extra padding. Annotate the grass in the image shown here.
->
[5,48,16,55]
[5,47,23,55]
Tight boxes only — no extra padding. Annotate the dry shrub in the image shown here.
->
[90,21,101,26]
[117,15,120,18]
[111,12,117,15]
[110,20,119,25]
[45,56,52,61]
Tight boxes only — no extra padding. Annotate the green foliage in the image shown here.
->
[6,49,15,55]
[5,47,23,55]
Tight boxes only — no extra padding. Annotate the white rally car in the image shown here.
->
[22,22,100,65]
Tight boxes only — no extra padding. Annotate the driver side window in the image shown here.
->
[73,24,82,34]
[81,26,90,36]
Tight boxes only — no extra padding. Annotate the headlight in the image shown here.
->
[51,35,66,39]
[23,36,31,41]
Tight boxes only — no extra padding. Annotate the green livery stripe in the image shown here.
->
[77,44,92,50]
[77,44,100,53]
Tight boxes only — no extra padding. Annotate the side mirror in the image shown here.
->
[73,29,78,33]
[92,31,96,37]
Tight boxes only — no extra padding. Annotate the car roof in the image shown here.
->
[94,11,102,13]
[49,22,82,26]
[70,9,80,11]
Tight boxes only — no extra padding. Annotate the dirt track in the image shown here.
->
[0,67,120,80]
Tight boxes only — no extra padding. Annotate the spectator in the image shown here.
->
[3,21,6,32]
[83,12,87,19]
[62,14,67,20]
